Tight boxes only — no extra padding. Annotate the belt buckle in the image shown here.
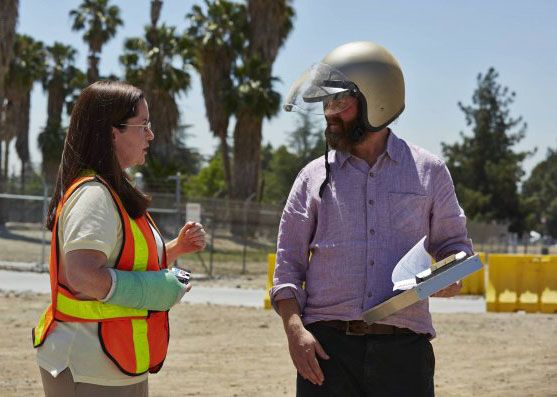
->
[345,320,366,336]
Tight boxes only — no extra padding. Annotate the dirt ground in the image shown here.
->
[0,292,555,397]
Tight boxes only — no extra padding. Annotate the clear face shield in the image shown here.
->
[283,63,359,117]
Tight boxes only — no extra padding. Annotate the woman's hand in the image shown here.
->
[176,222,206,254]
[165,222,207,263]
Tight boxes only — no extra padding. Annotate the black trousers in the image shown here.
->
[297,322,435,397]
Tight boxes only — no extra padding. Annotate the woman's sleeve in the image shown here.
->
[60,182,120,259]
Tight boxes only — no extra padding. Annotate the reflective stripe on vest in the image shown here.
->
[32,175,169,376]
[56,289,148,321]
[33,306,53,347]
[132,319,150,373]
[129,218,149,272]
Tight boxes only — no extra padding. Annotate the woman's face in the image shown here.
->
[112,99,154,169]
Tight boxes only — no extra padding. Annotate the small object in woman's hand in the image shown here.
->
[171,267,191,285]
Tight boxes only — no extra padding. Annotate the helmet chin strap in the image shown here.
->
[318,142,331,198]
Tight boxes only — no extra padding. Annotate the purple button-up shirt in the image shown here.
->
[270,131,473,337]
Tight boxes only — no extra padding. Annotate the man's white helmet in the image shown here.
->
[285,41,405,131]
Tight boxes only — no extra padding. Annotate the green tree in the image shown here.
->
[522,148,557,238]
[230,0,295,202]
[261,145,300,204]
[260,114,324,204]
[38,42,86,187]
[3,34,46,186]
[69,0,123,83]
[288,112,325,163]
[186,0,246,195]
[138,124,203,192]
[120,0,193,176]
[441,67,533,233]
[184,152,226,199]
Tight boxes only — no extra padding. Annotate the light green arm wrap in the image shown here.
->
[105,269,185,311]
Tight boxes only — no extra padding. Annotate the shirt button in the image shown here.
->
[368,291,373,297]
[369,228,375,235]
[369,260,375,266]
[369,172,375,177]
[368,199,374,206]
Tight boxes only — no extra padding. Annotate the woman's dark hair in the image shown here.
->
[46,80,151,230]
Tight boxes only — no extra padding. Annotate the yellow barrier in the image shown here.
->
[540,255,557,314]
[460,252,486,295]
[263,254,276,310]
[487,254,557,313]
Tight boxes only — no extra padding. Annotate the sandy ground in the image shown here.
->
[1,292,555,397]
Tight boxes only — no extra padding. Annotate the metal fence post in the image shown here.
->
[209,216,214,277]
[167,172,182,267]
[241,193,256,274]
[40,180,48,271]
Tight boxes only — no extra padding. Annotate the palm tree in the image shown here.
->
[231,57,281,201]
[230,0,294,201]
[3,34,46,185]
[38,43,86,187]
[69,0,123,83]
[0,0,18,101]
[0,0,19,184]
[120,0,197,180]
[186,0,246,196]
[0,0,19,228]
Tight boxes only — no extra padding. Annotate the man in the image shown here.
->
[270,41,473,396]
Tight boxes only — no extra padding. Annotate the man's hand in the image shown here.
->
[277,298,330,386]
[432,280,462,297]
[286,324,329,385]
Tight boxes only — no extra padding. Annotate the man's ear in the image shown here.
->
[111,126,119,141]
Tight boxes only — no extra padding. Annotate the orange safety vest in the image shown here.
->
[32,175,170,376]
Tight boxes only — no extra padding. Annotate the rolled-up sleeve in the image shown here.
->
[428,160,474,261]
[270,172,316,314]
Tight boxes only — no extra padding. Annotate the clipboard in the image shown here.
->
[361,254,483,324]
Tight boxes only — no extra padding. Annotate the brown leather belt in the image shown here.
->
[316,320,416,336]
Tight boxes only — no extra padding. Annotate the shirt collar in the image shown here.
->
[385,130,402,163]
[333,129,402,167]
[334,149,351,168]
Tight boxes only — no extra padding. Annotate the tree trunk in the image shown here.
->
[87,53,100,83]
[44,160,59,189]
[231,109,261,200]
[15,91,30,189]
[230,110,262,236]
[46,78,64,128]
[218,130,232,196]
[0,0,19,100]
[150,0,162,27]
[0,0,18,227]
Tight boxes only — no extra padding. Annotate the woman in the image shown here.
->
[32,80,206,396]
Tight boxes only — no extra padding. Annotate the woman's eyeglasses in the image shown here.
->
[118,121,152,133]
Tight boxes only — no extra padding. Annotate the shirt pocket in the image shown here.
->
[388,192,429,233]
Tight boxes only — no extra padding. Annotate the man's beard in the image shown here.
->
[324,115,367,152]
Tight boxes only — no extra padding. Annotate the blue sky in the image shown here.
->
[13,0,557,178]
